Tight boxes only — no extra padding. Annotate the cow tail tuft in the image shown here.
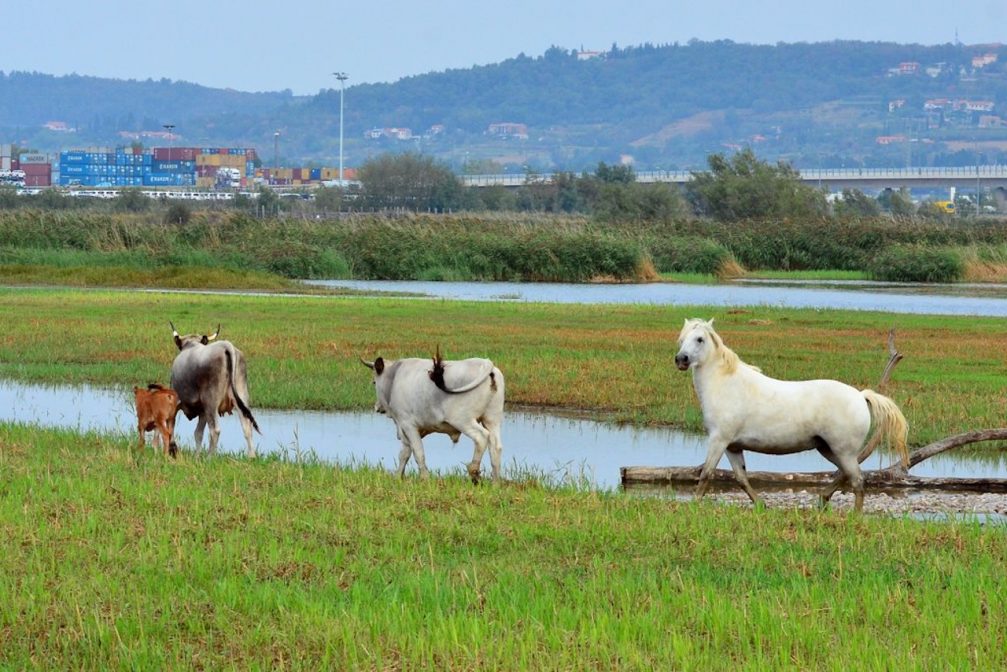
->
[225,347,261,434]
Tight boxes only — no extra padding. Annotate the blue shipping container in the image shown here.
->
[150,160,195,172]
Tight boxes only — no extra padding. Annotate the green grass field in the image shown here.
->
[0,422,1004,670]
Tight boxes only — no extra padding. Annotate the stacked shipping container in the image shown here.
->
[19,153,52,187]
[257,166,356,185]
[57,147,258,187]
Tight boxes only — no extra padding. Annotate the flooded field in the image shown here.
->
[3,379,1005,490]
[306,279,1007,316]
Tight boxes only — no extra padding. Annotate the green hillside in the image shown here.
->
[4,40,1007,170]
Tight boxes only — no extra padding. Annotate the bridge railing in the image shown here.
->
[461,166,1007,187]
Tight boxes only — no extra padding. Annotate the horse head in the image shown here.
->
[675,318,718,371]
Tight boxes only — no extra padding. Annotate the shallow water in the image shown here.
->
[306,279,1007,316]
[2,379,1004,488]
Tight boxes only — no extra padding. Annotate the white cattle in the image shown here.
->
[361,352,505,482]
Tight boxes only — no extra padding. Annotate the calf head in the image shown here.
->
[170,321,220,350]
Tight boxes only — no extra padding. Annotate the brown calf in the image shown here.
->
[134,383,180,457]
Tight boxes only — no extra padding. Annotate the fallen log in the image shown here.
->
[620,465,1007,494]
[621,429,1007,494]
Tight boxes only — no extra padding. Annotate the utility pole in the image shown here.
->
[274,130,280,186]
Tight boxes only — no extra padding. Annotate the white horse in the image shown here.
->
[674,318,908,511]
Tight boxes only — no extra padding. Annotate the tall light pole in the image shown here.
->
[975,138,981,217]
[274,130,280,185]
[163,123,175,158]
[333,72,349,185]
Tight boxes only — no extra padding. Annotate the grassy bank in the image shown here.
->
[1,422,1004,670]
[1,288,1007,450]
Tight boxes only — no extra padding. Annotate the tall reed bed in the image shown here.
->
[5,210,1007,282]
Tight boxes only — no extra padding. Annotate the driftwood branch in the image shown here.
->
[877,328,903,390]
[883,428,1007,474]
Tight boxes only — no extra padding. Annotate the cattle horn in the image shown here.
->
[169,320,179,337]
[359,357,375,369]
[208,324,220,341]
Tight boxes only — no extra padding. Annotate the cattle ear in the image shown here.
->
[200,335,209,345]
[174,334,183,350]
[374,357,385,375]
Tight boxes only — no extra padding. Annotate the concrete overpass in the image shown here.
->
[461,166,1007,192]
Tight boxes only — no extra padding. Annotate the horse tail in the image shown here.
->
[860,389,909,467]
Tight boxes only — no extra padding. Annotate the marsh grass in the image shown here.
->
[11,210,1007,287]
[2,288,1007,452]
[0,422,1004,670]
[868,245,964,283]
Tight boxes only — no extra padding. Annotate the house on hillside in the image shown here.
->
[364,127,413,140]
[887,61,919,76]
[43,121,75,133]
[487,122,528,140]
[972,53,998,69]
[875,135,907,145]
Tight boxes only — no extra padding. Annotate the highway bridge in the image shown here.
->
[462,166,1007,192]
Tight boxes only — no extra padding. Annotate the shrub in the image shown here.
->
[868,245,964,283]
[646,236,734,274]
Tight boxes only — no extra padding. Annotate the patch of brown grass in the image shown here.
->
[962,259,1007,283]
[715,258,747,280]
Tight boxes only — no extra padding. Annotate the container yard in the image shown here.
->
[0,142,354,194]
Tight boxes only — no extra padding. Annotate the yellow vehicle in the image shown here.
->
[934,200,955,214]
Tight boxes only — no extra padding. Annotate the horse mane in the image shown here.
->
[708,328,760,375]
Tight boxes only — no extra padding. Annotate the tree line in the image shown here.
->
[0,148,993,221]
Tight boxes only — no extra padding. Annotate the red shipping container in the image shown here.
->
[153,147,197,161]
[196,165,218,177]
[23,163,50,175]
[11,159,19,170]
[25,175,51,187]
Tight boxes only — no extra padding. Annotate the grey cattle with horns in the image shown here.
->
[361,350,505,483]
[169,322,260,457]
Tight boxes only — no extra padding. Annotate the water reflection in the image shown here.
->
[306,279,1007,316]
[2,379,1005,487]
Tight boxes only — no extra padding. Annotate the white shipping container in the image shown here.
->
[1,157,10,171]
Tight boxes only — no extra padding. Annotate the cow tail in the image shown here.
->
[225,347,261,434]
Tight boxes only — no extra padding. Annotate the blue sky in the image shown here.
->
[2,0,1003,94]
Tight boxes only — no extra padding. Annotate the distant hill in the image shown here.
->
[5,40,1007,171]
